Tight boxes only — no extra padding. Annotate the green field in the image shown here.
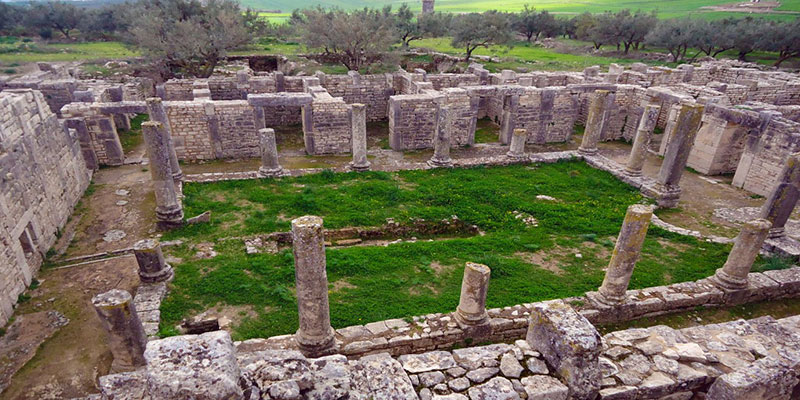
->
[158,161,744,339]
[247,0,800,20]
[0,40,138,64]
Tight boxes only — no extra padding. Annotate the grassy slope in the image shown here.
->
[247,0,800,19]
[0,41,138,63]
[159,161,739,339]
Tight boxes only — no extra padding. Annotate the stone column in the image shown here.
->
[146,97,182,183]
[760,153,800,239]
[292,216,335,356]
[625,105,661,176]
[593,205,653,305]
[349,103,371,171]
[428,105,453,168]
[578,90,611,155]
[92,289,148,372]
[258,128,286,178]
[499,94,519,144]
[142,121,184,229]
[133,239,174,283]
[507,128,527,161]
[711,219,771,290]
[455,262,491,327]
[655,102,704,208]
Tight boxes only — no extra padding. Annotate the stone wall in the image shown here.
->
[516,87,578,144]
[0,90,91,325]
[302,94,352,155]
[389,93,441,151]
[165,101,215,160]
[732,116,800,195]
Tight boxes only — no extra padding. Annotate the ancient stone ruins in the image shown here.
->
[3,58,800,399]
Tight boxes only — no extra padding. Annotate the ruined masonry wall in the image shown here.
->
[732,117,800,196]
[0,90,90,325]
[305,98,352,155]
[389,94,439,151]
[165,102,215,160]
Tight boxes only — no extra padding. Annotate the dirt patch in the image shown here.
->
[514,251,566,276]
[429,261,454,276]
[0,256,139,400]
[701,1,796,14]
[330,279,357,293]
[54,164,159,260]
[0,311,68,393]
[656,238,692,256]
[189,305,259,332]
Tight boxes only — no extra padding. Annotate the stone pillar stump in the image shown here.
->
[625,105,661,177]
[349,103,371,171]
[428,105,453,168]
[292,216,335,356]
[655,102,704,208]
[578,90,611,156]
[711,218,771,290]
[133,239,174,283]
[92,289,148,372]
[258,128,286,178]
[507,128,527,161]
[142,121,183,230]
[454,262,491,327]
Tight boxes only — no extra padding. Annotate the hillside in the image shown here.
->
[245,0,800,19]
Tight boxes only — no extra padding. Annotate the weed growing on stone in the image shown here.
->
[160,161,733,339]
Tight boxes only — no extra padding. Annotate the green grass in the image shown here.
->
[0,40,138,63]
[242,0,800,20]
[410,38,654,72]
[159,161,735,340]
[119,114,148,154]
[474,117,500,143]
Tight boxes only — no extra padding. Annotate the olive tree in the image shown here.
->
[395,4,451,49]
[25,1,84,40]
[296,7,396,71]
[451,11,513,61]
[127,0,250,78]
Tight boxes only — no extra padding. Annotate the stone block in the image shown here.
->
[526,300,602,400]
[144,331,242,400]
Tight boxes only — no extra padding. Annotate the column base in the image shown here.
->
[258,167,287,179]
[585,290,626,308]
[139,264,174,284]
[624,168,642,177]
[768,227,786,239]
[506,152,526,162]
[577,147,598,156]
[709,269,748,291]
[295,328,336,357]
[156,206,184,230]
[348,161,371,172]
[655,185,681,208]
[454,309,489,328]
[428,158,453,168]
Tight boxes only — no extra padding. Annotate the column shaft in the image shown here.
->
[507,128,527,160]
[258,128,285,178]
[133,239,174,283]
[578,90,611,155]
[142,121,183,229]
[625,105,661,176]
[455,262,491,326]
[350,103,370,171]
[146,98,182,183]
[711,219,771,290]
[92,289,148,372]
[655,102,704,207]
[292,216,335,356]
[428,105,453,167]
[596,205,653,304]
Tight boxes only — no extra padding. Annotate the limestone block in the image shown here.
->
[144,331,243,400]
[526,300,602,400]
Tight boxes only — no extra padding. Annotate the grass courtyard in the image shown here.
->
[158,160,741,340]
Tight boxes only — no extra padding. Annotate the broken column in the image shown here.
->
[711,218,771,290]
[578,90,612,156]
[292,216,335,356]
[654,102,704,208]
[146,97,182,183]
[507,128,527,161]
[258,128,286,178]
[593,204,653,305]
[760,153,800,239]
[527,300,601,400]
[133,239,174,283]
[349,103,371,171]
[142,121,183,229]
[428,105,453,168]
[92,289,148,372]
[625,104,661,176]
[454,262,491,327]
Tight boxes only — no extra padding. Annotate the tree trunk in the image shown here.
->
[738,51,748,61]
